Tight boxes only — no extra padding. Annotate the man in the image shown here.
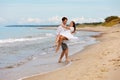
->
[56,17,69,63]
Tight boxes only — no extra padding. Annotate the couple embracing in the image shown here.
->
[55,17,78,63]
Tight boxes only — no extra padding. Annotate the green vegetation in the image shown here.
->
[76,16,120,27]
[103,16,120,27]
[76,22,103,28]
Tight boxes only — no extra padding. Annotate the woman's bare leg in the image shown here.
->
[55,35,60,46]
[56,35,67,53]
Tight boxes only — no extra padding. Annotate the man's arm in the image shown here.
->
[55,26,61,43]
[61,24,70,30]
[56,26,61,35]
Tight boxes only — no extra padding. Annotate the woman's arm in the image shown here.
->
[61,24,70,30]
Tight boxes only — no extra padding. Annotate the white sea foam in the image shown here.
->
[0,37,46,44]
[0,33,55,44]
[45,33,55,37]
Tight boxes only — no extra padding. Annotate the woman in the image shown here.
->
[56,21,78,53]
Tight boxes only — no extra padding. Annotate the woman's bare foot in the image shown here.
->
[55,44,59,53]
[56,45,60,53]
[55,48,58,53]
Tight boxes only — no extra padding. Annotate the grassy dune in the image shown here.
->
[103,18,120,27]
[76,16,120,28]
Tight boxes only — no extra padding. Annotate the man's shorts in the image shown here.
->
[61,42,68,51]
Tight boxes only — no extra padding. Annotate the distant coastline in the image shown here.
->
[5,22,102,28]
[5,15,120,28]
[5,25,59,27]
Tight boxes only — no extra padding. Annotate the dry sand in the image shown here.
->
[23,24,120,80]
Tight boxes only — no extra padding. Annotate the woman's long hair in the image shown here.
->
[71,21,76,33]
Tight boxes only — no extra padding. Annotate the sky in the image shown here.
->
[0,0,120,25]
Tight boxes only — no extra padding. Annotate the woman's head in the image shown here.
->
[70,21,76,33]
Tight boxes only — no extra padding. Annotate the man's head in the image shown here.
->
[62,17,68,25]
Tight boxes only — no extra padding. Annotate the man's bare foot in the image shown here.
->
[65,59,71,63]
[58,60,62,63]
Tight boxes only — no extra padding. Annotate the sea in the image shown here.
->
[0,25,100,80]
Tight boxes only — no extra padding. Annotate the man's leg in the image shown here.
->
[58,42,67,63]
[65,48,69,62]
[62,42,69,62]
[58,50,65,63]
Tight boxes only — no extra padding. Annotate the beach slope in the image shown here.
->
[23,24,120,80]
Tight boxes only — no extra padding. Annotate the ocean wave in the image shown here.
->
[0,33,55,44]
[45,33,55,37]
[0,37,47,44]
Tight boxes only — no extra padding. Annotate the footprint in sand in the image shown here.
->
[71,58,81,62]
[109,56,120,70]
[100,67,109,72]
[102,51,111,56]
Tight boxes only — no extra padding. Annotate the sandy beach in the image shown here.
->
[23,24,120,80]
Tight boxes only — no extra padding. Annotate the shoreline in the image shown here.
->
[19,44,100,79]
[18,61,72,80]
[19,27,102,80]
[0,27,100,80]
[21,28,103,80]
[18,30,101,80]
[17,28,102,80]
[23,25,120,80]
